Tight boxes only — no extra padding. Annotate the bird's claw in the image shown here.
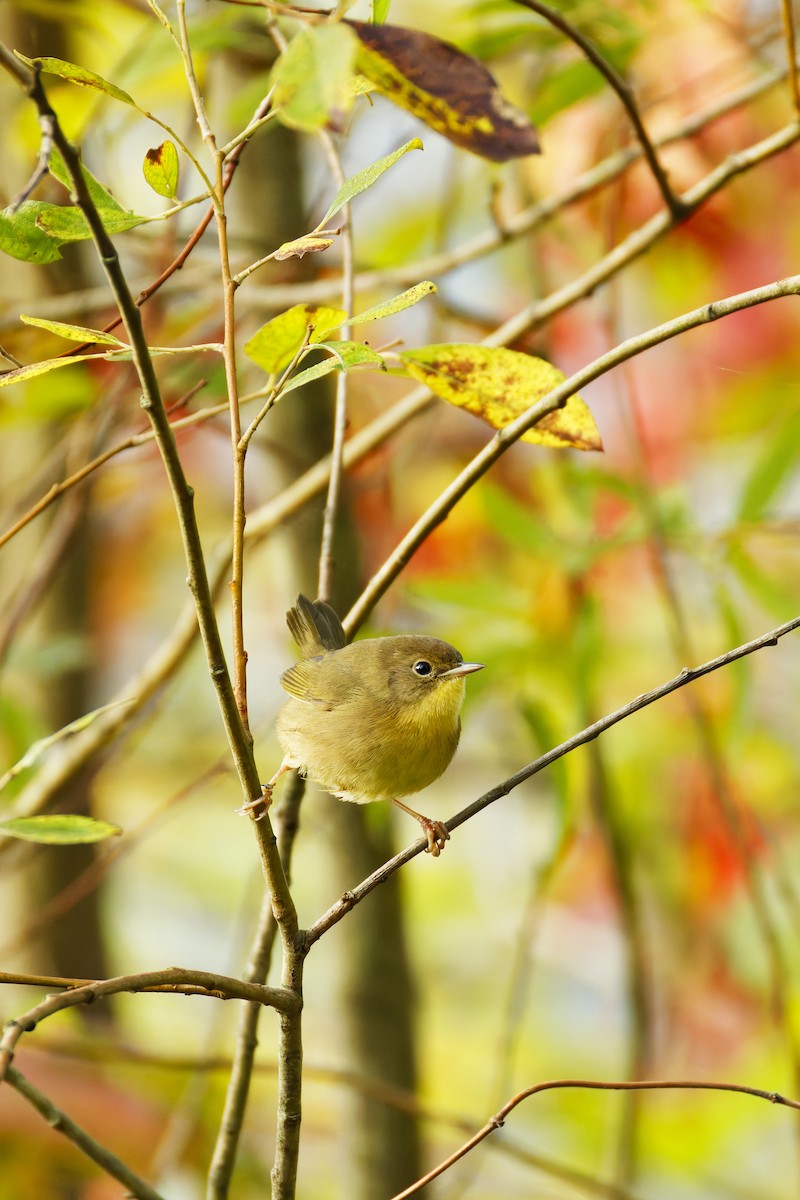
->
[235,783,273,820]
[420,818,450,856]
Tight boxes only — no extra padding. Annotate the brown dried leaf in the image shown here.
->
[348,21,540,162]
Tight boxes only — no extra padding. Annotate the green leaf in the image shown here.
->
[372,0,392,21]
[352,280,436,324]
[398,344,602,451]
[0,815,122,844]
[15,54,136,106]
[244,304,346,374]
[35,203,147,240]
[143,141,179,200]
[269,23,358,132]
[0,152,151,264]
[347,21,539,162]
[0,205,63,264]
[20,314,125,346]
[319,138,423,226]
[281,342,385,396]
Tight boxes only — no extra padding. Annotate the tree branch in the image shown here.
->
[304,613,800,948]
[6,1065,167,1200]
[389,1076,800,1199]
[344,273,800,633]
[0,967,300,1082]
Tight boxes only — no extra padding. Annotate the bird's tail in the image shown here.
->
[286,594,347,656]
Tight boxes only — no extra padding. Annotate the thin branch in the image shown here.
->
[0,381,208,554]
[174,0,249,734]
[512,0,686,219]
[207,770,306,1199]
[0,967,300,1081]
[303,613,800,947]
[6,268,800,844]
[781,0,800,115]
[33,1035,649,1200]
[0,968,297,1009]
[344,273,800,633]
[317,133,354,603]
[18,62,255,793]
[8,107,53,212]
[389,1076,800,1199]
[8,87,306,1200]
[11,59,304,957]
[244,59,800,310]
[176,0,217,150]
[207,892,278,1200]
[6,1065,167,1200]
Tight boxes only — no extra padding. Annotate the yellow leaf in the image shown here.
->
[244,304,346,374]
[399,344,602,451]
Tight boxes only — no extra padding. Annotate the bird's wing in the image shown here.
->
[280,658,354,710]
[286,594,347,656]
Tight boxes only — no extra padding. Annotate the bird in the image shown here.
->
[252,594,484,855]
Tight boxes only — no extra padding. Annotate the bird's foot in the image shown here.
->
[419,817,450,857]
[236,783,273,820]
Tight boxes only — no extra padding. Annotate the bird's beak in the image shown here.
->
[441,662,484,679]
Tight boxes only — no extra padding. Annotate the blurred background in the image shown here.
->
[2,0,800,1197]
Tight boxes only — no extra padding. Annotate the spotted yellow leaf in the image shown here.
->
[399,344,602,451]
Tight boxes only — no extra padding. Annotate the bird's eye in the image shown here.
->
[413,660,433,676]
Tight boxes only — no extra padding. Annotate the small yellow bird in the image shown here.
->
[262,594,484,855]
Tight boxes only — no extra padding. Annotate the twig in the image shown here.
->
[781,0,800,115]
[6,1065,167,1200]
[388,1076,800,1199]
[0,382,211,553]
[8,107,53,212]
[17,62,256,793]
[243,60,800,311]
[174,0,251,733]
[344,273,800,632]
[10,70,306,1200]
[512,0,686,219]
[6,267,800,844]
[0,967,300,1082]
[32,1034,648,1199]
[206,770,306,1199]
[207,891,278,1199]
[317,133,354,603]
[303,613,800,947]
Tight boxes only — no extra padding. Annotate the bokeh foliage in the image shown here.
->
[2,1,800,1198]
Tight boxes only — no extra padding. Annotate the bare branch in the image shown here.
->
[304,613,800,947]
[389,1076,800,1199]
[6,1065,167,1200]
[317,136,354,603]
[0,967,300,1083]
[781,0,800,115]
